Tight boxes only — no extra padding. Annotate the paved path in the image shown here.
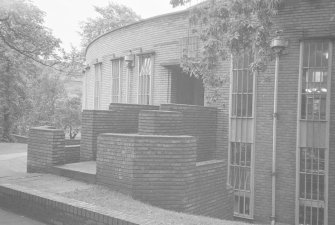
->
[0,143,46,225]
[0,143,27,178]
[0,208,46,225]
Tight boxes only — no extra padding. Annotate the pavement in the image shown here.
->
[0,143,47,225]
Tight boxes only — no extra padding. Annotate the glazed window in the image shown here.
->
[230,142,252,217]
[301,41,329,120]
[111,59,122,103]
[298,40,331,225]
[94,63,102,109]
[138,55,152,105]
[231,52,254,118]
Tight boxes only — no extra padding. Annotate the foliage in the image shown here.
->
[0,0,62,141]
[171,0,284,102]
[79,2,141,47]
[56,96,81,139]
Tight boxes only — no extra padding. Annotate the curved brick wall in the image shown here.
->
[96,133,197,211]
[84,11,191,108]
[138,110,184,135]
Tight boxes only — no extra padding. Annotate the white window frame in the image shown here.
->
[228,52,256,219]
[111,59,122,103]
[94,63,102,110]
[295,40,332,225]
[137,54,153,105]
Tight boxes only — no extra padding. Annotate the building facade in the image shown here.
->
[83,0,335,224]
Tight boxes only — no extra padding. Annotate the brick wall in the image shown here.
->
[160,104,218,162]
[186,160,234,220]
[96,133,233,219]
[64,145,80,164]
[138,110,184,135]
[84,11,190,109]
[27,126,65,173]
[81,104,159,161]
[96,133,197,211]
[0,184,139,225]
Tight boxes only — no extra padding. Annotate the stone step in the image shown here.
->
[51,161,96,184]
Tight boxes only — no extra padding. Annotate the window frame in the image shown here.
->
[94,62,102,110]
[295,39,332,225]
[228,52,256,219]
[111,58,122,103]
[137,54,153,105]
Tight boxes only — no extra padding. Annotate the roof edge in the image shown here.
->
[84,9,189,57]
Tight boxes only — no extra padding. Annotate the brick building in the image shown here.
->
[83,1,335,225]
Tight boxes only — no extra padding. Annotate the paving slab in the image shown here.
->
[0,207,46,225]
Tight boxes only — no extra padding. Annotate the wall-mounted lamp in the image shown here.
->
[124,53,135,68]
[271,31,288,54]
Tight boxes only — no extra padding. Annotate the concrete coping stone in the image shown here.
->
[160,103,218,110]
[196,159,224,167]
[139,110,182,114]
[110,103,159,107]
[99,133,195,139]
[29,126,63,132]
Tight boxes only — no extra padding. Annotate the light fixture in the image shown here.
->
[124,52,135,68]
[271,31,288,54]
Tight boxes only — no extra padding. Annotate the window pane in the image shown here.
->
[242,94,247,117]
[248,72,253,93]
[300,173,305,198]
[246,144,251,166]
[247,94,253,117]
[239,195,245,214]
[238,71,243,93]
[245,196,250,215]
[303,43,309,67]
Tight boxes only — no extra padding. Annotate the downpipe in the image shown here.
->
[271,52,280,225]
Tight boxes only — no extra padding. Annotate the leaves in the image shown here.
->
[173,0,284,102]
[79,2,141,47]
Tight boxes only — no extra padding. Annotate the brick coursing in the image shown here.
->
[138,110,184,135]
[160,104,218,162]
[0,184,139,225]
[27,127,66,173]
[81,104,159,161]
[96,133,233,220]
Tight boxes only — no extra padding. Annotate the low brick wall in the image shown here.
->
[81,104,159,161]
[0,184,138,225]
[97,133,197,211]
[64,145,80,164]
[160,104,218,161]
[27,126,65,173]
[186,160,234,220]
[96,133,233,219]
[138,110,184,135]
[12,134,28,143]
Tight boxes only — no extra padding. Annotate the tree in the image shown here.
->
[56,96,81,139]
[0,0,61,141]
[170,0,283,99]
[79,2,141,47]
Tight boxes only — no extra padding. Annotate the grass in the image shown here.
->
[60,185,257,225]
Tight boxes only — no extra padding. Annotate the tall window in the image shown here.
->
[111,59,122,103]
[94,63,102,109]
[231,52,254,117]
[138,55,152,105]
[229,51,254,218]
[298,40,330,225]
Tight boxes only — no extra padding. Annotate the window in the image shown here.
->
[138,55,152,105]
[229,51,255,218]
[111,59,122,103]
[94,63,102,109]
[301,41,328,121]
[231,52,254,117]
[298,40,331,225]
[230,142,252,216]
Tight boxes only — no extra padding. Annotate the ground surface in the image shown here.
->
[0,143,47,225]
[0,208,46,225]
[0,143,258,225]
